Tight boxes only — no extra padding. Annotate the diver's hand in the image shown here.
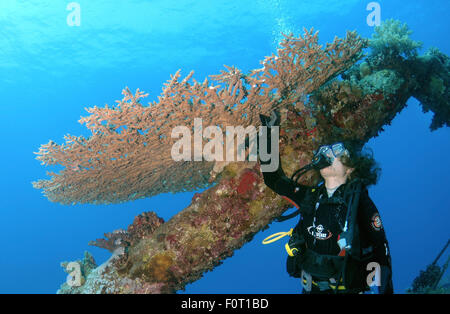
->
[259,110,280,128]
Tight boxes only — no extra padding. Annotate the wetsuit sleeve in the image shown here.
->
[261,161,305,201]
[259,124,309,202]
[358,189,394,294]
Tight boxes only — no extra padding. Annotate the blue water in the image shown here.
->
[0,0,449,293]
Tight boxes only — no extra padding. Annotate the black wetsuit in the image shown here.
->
[262,159,394,294]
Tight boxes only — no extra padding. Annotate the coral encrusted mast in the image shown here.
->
[33,20,449,294]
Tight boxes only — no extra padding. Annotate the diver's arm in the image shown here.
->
[358,189,394,294]
[259,112,308,202]
[261,159,303,201]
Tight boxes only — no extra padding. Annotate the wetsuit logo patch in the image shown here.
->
[371,214,383,231]
[307,224,332,240]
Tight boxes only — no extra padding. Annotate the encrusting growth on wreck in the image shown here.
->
[34,20,449,294]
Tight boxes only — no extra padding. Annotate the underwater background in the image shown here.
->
[0,0,449,293]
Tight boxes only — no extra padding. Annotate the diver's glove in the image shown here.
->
[259,110,280,128]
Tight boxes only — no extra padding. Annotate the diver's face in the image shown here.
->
[320,156,353,180]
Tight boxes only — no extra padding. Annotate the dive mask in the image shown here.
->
[312,142,350,169]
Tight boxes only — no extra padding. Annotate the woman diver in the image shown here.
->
[259,111,393,294]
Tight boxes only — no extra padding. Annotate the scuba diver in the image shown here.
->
[259,111,393,294]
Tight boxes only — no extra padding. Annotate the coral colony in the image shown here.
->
[33,21,449,293]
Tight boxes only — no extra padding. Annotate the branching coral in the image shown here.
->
[351,19,449,131]
[370,18,422,59]
[89,230,130,253]
[89,211,164,252]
